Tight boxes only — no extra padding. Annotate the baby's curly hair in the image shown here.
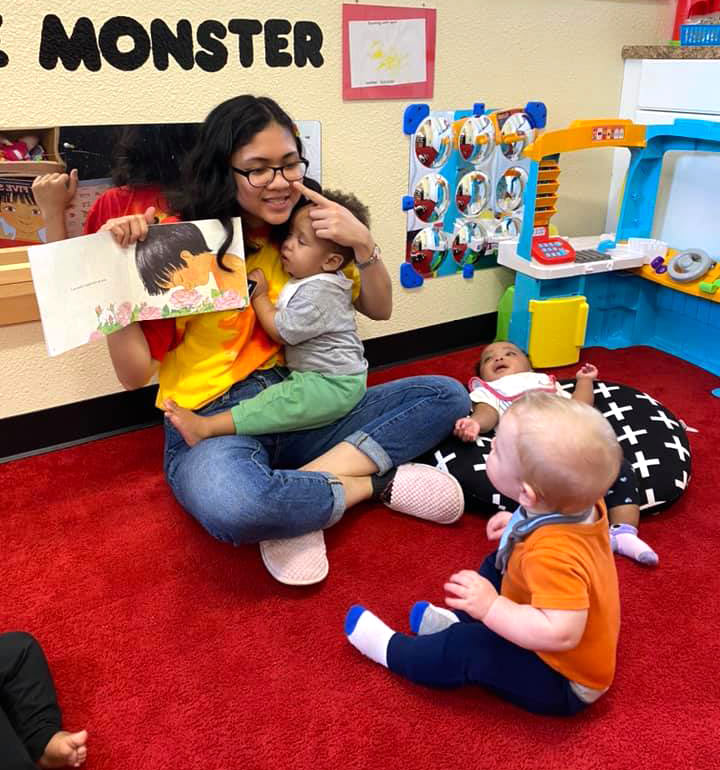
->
[308,189,371,268]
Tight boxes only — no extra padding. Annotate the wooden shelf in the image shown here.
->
[0,246,39,325]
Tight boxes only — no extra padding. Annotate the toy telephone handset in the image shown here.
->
[531,236,576,265]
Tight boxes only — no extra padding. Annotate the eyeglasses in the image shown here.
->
[231,158,309,188]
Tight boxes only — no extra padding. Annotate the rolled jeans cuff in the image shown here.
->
[320,471,346,528]
[343,430,393,475]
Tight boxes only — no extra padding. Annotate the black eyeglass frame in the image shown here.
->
[231,158,309,188]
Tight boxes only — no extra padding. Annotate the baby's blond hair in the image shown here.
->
[505,391,622,514]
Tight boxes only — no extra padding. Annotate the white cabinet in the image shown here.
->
[606,56,720,255]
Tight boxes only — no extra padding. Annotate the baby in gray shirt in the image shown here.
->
[164,188,370,445]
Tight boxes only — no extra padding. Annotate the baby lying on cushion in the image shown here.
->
[418,342,692,568]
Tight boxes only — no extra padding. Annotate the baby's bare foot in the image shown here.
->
[163,399,209,447]
[39,729,88,768]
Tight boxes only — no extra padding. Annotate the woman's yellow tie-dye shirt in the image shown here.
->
[146,234,360,410]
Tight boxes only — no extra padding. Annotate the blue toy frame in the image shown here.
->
[507,118,720,379]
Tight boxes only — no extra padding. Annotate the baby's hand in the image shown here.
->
[453,416,480,442]
[444,570,498,621]
[248,268,268,297]
[100,207,156,248]
[486,510,513,541]
[576,363,598,380]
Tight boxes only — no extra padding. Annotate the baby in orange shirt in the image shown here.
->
[456,341,658,567]
[345,392,622,715]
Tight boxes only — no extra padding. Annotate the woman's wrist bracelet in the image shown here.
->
[357,243,381,270]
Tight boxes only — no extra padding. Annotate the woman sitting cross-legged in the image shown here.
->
[99,95,470,585]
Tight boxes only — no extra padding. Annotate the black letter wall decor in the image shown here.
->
[151,19,194,71]
[39,14,101,71]
[33,15,325,73]
[98,16,151,71]
[195,20,228,72]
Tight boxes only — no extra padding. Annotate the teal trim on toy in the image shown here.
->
[517,161,540,259]
[617,120,720,244]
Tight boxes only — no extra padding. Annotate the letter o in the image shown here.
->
[99,16,151,71]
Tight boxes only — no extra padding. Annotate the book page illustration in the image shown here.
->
[28,217,247,356]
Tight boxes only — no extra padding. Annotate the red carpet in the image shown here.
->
[3,345,719,769]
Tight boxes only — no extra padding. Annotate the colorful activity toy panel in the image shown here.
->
[496,117,720,379]
[400,102,547,288]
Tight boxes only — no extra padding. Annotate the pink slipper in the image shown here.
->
[382,463,464,524]
[259,530,329,585]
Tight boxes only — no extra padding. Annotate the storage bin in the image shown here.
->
[680,23,720,45]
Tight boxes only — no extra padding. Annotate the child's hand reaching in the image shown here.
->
[486,510,513,540]
[32,169,78,218]
[444,570,499,621]
[248,268,268,298]
[576,363,598,380]
[100,207,156,248]
[453,416,480,442]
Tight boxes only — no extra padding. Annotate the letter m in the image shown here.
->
[39,15,101,71]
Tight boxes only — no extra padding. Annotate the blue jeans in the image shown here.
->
[164,368,470,543]
[387,553,588,715]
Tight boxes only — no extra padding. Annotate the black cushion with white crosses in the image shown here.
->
[417,380,691,515]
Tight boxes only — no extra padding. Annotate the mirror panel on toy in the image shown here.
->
[455,170,489,218]
[495,167,527,214]
[413,173,450,223]
[493,216,523,238]
[457,115,495,165]
[409,226,450,274]
[414,116,453,169]
[500,113,534,160]
[402,104,544,283]
[452,221,490,266]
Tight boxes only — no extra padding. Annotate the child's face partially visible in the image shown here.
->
[162,250,212,290]
[478,342,532,381]
[485,411,524,503]
[280,205,337,279]
[0,198,43,241]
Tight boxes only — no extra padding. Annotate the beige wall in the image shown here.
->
[0,0,674,418]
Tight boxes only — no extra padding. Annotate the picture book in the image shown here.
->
[0,175,112,248]
[28,217,248,356]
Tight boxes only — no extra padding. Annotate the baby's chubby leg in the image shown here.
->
[163,399,235,447]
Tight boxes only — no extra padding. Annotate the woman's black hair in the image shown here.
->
[111,123,199,189]
[168,95,307,270]
[135,222,209,295]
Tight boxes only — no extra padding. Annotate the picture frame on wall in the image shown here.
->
[342,3,436,100]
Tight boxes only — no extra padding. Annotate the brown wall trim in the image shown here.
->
[1,312,495,462]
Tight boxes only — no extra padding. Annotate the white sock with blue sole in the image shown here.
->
[409,601,460,635]
[345,605,394,667]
